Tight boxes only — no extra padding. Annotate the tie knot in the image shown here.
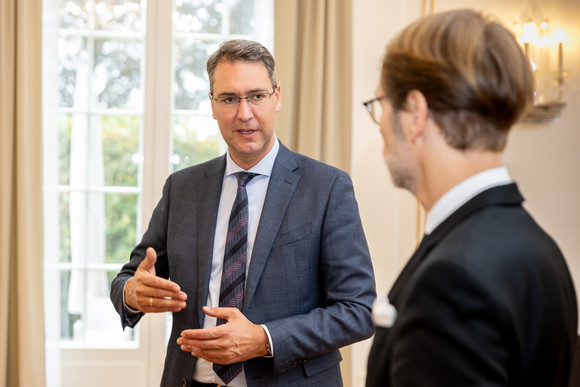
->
[234,172,258,188]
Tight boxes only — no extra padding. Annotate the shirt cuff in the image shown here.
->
[261,324,274,357]
[122,278,141,314]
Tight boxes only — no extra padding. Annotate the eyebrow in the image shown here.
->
[215,88,271,97]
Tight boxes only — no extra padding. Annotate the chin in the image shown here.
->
[385,161,416,193]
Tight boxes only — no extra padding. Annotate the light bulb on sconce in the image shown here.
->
[521,19,538,59]
[554,28,567,100]
[516,18,567,123]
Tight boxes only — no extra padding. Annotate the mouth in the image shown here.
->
[237,129,257,134]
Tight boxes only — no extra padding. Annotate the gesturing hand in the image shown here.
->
[177,306,269,364]
[124,247,187,313]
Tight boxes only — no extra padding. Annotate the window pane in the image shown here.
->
[172,114,224,171]
[105,193,138,264]
[58,114,72,185]
[95,0,144,32]
[60,269,78,339]
[229,0,254,35]
[59,192,72,263]
[94,38,143,109]
[101,115,141,187]
[174,0,224,34]
[84,270,135,347]
[69,190,107,264]
[58,36,89,108]
[173,38,215,110]
[61,268,136,345]
[60,0,90,30]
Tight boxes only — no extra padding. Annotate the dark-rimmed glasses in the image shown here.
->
[362,96,386,125]
[211,90,276,110]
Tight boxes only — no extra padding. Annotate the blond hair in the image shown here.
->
[381,9,533,151]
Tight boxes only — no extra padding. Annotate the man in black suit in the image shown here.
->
[363,9,578,386]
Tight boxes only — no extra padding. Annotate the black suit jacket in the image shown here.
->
[367,183,578,386]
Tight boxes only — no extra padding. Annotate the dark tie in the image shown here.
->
[213,172,257,384]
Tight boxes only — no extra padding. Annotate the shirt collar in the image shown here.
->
[425,166,512,235]
[225,137,279,177]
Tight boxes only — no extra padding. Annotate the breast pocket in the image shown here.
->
[273,223,312,247]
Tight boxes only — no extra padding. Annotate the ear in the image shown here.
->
[209,92,217,119]
[405,90,429,142]
[274,83,282,113]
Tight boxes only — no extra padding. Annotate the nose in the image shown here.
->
[236,98,254,121]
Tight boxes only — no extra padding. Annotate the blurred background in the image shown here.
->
[3,0,578,386]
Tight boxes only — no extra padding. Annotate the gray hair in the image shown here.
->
[207,39,277,94]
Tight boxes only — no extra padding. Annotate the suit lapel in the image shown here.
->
[195,156,226,324]
[243,144,300,312]
[388,233,438,304]
[388,183,524,304]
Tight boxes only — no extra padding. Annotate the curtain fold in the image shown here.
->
[273,2,354,384]
[274,0,353,172]
[0,1,46,386]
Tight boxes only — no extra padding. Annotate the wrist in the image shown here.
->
[123,278,139,311]
[260,324,273,357]
[265,336,272,356]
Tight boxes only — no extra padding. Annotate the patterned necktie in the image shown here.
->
[213,172,257,384]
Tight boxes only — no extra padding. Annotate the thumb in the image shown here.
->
[139,247,157,275]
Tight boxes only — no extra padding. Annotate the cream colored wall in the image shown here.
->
[350,0,580,386]
[350,3,423,385]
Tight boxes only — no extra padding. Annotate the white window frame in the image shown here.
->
[44,1,273,386]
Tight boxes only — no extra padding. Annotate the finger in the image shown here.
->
[177,337,225,360]
[137,247,157,274]
[177,335,220,349]
[145,296,186,313]
[180,327,221,341]
[133,251,184,296]
[202,306,239,320]
[185,345,240,364]
[140,275,184,295]
[136,279,186,300]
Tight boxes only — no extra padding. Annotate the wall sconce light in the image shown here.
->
[515,18,567,123]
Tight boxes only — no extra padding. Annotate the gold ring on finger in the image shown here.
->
[149,297,153,307]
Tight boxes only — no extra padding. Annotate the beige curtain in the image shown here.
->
[273,2,354,383]
[0,1,46,386]
[274,0,353,172]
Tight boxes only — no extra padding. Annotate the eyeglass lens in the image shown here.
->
[370,99,382,124]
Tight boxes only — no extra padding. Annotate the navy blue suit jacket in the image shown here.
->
[111,141,376,386]
[367,183,577,386]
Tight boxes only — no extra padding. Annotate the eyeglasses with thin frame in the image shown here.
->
[362,96,386,125]
[211,89,277,110]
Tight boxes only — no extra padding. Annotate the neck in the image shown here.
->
[416,148,503,212]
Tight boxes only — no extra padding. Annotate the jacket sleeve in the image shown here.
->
[264,171,376,375]
[110,176,172,329]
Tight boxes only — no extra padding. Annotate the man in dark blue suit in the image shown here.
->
[363,9,577,387]
[110,39,376,387]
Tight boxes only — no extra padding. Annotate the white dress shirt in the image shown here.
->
[425,167,512,235]
[193,139,279,386]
